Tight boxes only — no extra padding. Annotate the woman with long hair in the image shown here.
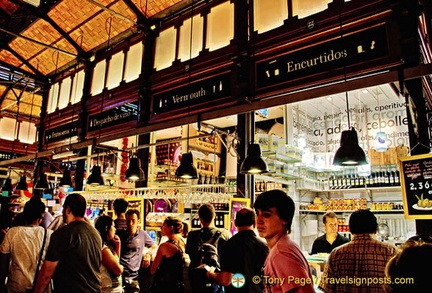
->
[150,216,186,293]
[95,215,124,293]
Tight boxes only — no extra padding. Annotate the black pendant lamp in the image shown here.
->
[240,143,269,174]
[333,92,368,166]
[15,175,28,191]
[34,173,50,190]
[333,127,368,166]
[1,178,13,195]
[175,152,198,179]
[87,165,105,185]
[59,168,73,187]
[125,155,145,181]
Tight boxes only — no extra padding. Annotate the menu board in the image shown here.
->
[399,153,432,219]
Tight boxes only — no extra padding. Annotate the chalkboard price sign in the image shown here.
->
[399,153,432,219]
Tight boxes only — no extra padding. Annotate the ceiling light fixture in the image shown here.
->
[59,168,73,187]
[1,176,13,196]
[333,92,368,166]
[125,153,145,181]
[87,165,105,186]
[34,173,50,190]
[240,143,268,174]
[15,175,28,191]
[175,125,198,179]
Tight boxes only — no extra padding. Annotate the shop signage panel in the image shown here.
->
[88,102,138,132]
[152,73,231,115]
[256,25,388,89]
[45,122,78,143]
[399,153,432,219]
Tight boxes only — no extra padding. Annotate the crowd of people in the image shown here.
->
[0,190,431,293]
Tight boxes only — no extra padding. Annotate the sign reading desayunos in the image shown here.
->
[256,25,388,89]
[399,153,432,219]
[152,73,231,115]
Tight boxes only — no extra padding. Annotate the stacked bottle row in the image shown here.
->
[156,142,180,166]
[255,181,285,192]
[328,171,400,189]
[191,213,225,228]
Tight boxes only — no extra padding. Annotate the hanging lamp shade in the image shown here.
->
[333,127,368,166]
[34,173,50,190]
[59,169,73,187]
[1,178,13,195]
[175,152,198,179]
[240,143,269,174]
[15,176,28,191]
[125,156,145,181]
[87,165,105,185]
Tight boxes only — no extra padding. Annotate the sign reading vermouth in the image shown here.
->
[152,73,231,115]
[256,25,389,89]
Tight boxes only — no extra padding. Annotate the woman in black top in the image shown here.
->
[150,216,186,293]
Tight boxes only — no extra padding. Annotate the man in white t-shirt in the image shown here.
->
[0,197,52,293]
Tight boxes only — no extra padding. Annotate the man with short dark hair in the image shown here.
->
[113,198,129,231]
[117,209,155,293]
[0,197,52,293]
[254,189,315,293]
[207,208,269,293]
[186,203,231,293]
[319,209,398,293]
[34,193,102,293]
[311,211,349,255]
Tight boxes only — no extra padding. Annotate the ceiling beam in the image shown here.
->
[121,0,148,26]
[0,61,44,82]
[8,0,88,59]
[3,45,45,78]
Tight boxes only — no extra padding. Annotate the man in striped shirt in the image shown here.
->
[319,209,398,293]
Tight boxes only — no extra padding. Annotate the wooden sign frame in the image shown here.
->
[399,153,432,219]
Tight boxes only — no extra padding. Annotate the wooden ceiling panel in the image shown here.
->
[131,0,184,17]
[9,36,47,61]
[70,10,133,51]
[0,50,24,69]
[30,44,76,75]
[1,92,42,119]
[109,1,138,24]
[48,0,105,33]
[21,19,63,46]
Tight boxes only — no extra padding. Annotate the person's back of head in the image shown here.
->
[235,207,256,228]
[164,216,184,234]
[64,193,87,218]
[254,189,295,233]
[95,215,114,242]
[23,197,46,224]
[349,209,377,234]
[113,198,128,216]
[198,203,215,224]
[386,241,432,292]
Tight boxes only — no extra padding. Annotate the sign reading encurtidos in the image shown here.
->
[153,73,231,115]
[88,102,138,132]
[256,25,388,89]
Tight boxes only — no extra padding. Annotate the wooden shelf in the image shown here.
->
[262,151,302,164]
